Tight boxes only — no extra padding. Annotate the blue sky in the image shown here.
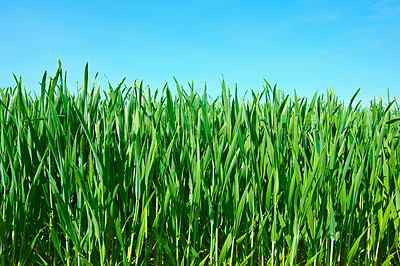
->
[1,0,399,103]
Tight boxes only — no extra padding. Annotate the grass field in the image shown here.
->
[0,62,400,265]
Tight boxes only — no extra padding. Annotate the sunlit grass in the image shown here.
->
[0,62,399,265]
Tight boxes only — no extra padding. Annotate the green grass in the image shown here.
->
[0,62,399,265]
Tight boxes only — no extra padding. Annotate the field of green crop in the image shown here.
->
[0,63,399,265]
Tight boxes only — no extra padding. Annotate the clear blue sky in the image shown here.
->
[1,0,399,103]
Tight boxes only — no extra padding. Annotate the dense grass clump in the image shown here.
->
[0,63,400,265]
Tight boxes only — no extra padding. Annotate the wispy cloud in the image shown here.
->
[366,0,400,20]
[300,9,344,23]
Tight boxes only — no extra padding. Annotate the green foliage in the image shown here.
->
[0,63,399,265]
